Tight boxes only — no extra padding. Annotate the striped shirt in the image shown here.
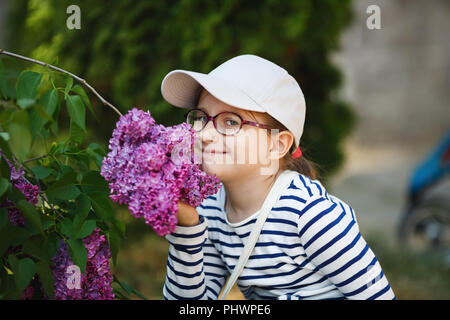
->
[163,171,396,300]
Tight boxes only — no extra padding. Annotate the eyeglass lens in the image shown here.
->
[187,110,242,135]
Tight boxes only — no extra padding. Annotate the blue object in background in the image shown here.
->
[409,130,450,197]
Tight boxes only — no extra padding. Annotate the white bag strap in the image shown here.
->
[218,170,296,300]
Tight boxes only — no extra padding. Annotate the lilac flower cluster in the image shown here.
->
[0,153,40,227]
[0,150,114,300]
[0,151,43,300]
[100,107,221,236]
[51,228,115,300]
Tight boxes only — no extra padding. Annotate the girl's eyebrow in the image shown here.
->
[197,106,245,118]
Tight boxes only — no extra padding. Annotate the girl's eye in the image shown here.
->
[225,119,239,126]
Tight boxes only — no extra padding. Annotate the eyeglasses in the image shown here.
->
[184,108,276,136]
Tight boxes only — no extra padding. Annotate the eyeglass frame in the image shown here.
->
[184,108,278,136]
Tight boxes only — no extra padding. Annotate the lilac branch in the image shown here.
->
[0,49,123,117]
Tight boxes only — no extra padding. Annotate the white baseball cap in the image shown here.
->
[160,54,306,151]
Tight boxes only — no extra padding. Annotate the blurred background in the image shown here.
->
[0,0,448,299]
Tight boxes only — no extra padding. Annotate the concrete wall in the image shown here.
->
[332,0,450,147]
[329,0,450,239]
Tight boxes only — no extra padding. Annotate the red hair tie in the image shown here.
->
[292,146,302,158]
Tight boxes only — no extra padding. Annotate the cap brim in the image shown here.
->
[161,70,265,112]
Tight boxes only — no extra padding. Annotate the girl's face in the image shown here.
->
[196,89,278,183]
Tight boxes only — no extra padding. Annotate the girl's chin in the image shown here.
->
[200,162,221,175]
[201,162,259,182]
[200,162,230,179]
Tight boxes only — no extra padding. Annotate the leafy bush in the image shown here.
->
[0,59,143,299]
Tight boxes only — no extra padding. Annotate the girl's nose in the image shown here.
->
[201,119,218,143]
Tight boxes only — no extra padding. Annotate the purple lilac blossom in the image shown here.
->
[100,107,221,236]
[0,152,42,300]
[51,228,114,300]
[0,151,114,300]
[0,154,40,227]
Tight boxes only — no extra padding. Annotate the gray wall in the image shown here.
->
[332,0,450,147]
[329,0,450,239]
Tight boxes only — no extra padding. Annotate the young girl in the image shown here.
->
[159,54,395,300]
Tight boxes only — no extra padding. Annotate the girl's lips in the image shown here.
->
[202,150,227,154]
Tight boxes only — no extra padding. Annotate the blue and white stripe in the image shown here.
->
[163,172,395,300]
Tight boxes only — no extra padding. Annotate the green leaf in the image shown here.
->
[30,89,58,137]
[31,165,51,179]
[49,141,63,156]
[87,143,106,156]
[34,104,55,123]
[71,84,98,122]
[0,153,11,181]
[0,177,10,198]
[107,229,120,266]
[112,218,126,238]
[0,207,8,230]
[36,260,54,299]
[0,260,12,299]
[49,120,58,137]
[112,289,129,300]
[47,184,80,201]
[28,108,41,138]
[75,220,96,239]
[0,59,7,99]
[67,238,87,274]
[16,199,44,236]
[73,193,91,233]
[22,236,45,260]
[73,152,90,172]
[0,135,13,160]
[59,164,75,177]
[6,183,27,203]
[7,255,19,275]
[0,132,10,141]
[113,275,148,300]
[86,143,106,168]
[41,215,55,232]
[16,71,42,109]
[88,191,114,222]
[10,225,32,246]
[69,119,85,144]
[15,258,36,293]
[0,187,10,207]
[0,222,14,256]
[114,275,132,295]
[130,288,148,300]
[59,218,75,238]
[80,170,109,195]
[46,170,80,201]
[43,233,60,261]
[40,89,58,116]
[7,110,32,162]
[18,98,36,109]
[66,95,86,132]
[64,77,73,97]
[0,59,15,100]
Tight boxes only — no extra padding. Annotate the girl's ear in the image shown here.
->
[269,130,294,160]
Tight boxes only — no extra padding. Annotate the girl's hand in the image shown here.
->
[177,200,199,226]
